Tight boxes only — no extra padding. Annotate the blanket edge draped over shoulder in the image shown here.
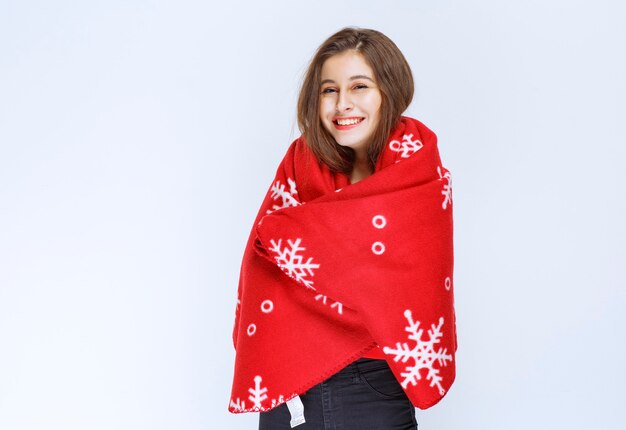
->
[229,116,457,414]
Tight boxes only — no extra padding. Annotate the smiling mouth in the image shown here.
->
[333,117,364,126]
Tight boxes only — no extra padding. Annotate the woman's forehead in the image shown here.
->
[320,51,375,81]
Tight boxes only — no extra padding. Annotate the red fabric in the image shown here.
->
[361,346,387,359]
[229,116,457,413]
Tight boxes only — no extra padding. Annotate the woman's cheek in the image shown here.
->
[319,98,334,120]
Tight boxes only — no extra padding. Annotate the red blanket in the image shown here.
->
[229,116,457,413]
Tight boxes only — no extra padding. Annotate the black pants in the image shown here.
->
[258,358,417,430]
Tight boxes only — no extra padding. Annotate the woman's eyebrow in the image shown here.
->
[349,74,375,82]
[320,75,375,85]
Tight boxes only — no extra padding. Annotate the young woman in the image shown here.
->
[229,27,457,430]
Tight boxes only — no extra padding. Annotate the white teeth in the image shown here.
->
[336,118,362,126]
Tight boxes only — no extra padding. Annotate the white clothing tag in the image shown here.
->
[286,396,306,428]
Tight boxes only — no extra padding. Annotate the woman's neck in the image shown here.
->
[349,155,373,184]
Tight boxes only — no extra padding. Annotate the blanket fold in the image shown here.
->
[229,116,457,414]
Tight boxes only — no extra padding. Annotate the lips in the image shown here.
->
[333,117,364,130]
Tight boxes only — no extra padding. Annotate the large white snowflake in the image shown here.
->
[437,166,452,210]
[389,133,423,158]
[267,178,300,214]
[382,310,453,395]
[268,238,320,289]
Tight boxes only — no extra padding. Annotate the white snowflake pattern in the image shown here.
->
[437,166,452,210]
[382,310,453,395]
[268,238,320,289]
[271,395,285,408]
[230,376,294,412]
[248,375,268,410]
[229,397,246,412]
[315,294,343,315]
[389,133,423,158]
[267,178,300,214]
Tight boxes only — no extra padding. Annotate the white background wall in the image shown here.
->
[1,1,624,429]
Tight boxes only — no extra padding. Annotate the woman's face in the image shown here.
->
[319,51,382,158]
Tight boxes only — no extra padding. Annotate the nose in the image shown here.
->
[336,91,353,113]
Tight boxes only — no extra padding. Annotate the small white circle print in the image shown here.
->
[371,241,385,255]
[372,215,387,229]
[260,300,274,313]
[247,324,257,336]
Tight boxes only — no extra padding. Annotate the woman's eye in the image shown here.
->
[321,88,337,94]
[354,84,368,90]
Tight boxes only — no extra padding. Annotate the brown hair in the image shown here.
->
[297,27,414,173]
